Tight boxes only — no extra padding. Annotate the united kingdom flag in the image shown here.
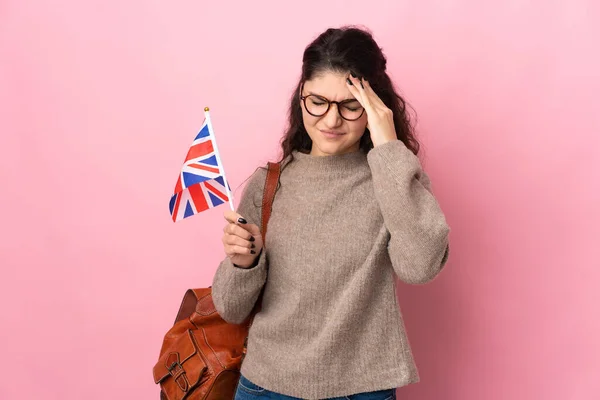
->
[169,109,233,222]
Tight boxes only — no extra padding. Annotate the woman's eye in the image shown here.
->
[311,101,326,106]
[343,105,361,112]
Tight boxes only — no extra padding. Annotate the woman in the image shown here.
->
[212,26,450,400]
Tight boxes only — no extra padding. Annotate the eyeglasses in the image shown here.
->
[300,84,365,121]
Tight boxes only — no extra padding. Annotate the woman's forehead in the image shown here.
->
[304,72,357,101]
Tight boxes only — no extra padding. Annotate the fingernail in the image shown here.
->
[251,250,256,254]
[351,72,357,78]
[238,217,247,224]
[251,243,256,249]
[249,236,255,242]
[346,78,353,86]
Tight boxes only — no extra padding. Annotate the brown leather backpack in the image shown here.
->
[153,162,281,400]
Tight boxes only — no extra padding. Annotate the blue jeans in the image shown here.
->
[235,374,397,400]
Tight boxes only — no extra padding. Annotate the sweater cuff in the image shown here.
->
[226,250,266,274]
[233,250,264,269]
[366,140,421,179]
[211,250,268,323]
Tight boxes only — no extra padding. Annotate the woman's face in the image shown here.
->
[300,71,368,157]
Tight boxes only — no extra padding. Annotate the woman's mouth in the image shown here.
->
[320,130,344,139]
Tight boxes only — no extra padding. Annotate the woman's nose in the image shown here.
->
[323,103,342,127]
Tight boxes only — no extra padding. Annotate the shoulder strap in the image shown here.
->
[173,289,200,324]
[260,162,281,243]
[249,162,281,310]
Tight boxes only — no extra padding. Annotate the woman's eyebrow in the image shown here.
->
[306,91,359,102]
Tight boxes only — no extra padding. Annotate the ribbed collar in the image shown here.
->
[288,149,368,176]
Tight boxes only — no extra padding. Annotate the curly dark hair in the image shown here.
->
[278,25,419,163]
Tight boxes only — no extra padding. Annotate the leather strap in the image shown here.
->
[261,162,281,242]
[173,289,200,324]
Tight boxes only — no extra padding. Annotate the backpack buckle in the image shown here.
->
[166,353,189,392]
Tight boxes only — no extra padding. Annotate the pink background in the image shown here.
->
[1,1,599,399]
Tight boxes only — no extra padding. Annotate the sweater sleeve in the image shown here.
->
[367,140,450,284]
[211,167,268,324]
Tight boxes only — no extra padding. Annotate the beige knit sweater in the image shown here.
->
[211,140,450,399]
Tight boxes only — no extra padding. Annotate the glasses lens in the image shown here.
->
[305,95,329,116]
[339,101,364,121]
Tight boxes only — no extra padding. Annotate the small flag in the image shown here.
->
[169,107,234,222]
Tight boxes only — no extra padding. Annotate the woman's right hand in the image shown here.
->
[222,211,263,268]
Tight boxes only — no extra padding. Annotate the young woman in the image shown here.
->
[212,26,451,400]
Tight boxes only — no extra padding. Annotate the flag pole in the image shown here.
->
[204,107,235,211]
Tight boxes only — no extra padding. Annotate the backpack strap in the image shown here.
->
[261,162,281,242]
[173,289,201,324]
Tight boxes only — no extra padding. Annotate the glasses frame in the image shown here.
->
[299,83,366,121]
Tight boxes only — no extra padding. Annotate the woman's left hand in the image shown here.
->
[346,74,397,147]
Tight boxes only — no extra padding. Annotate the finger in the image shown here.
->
[243,223,261,237]
[222,222,260,239]
[224,234,257,249]
[347,74,373,110]
[345,77,364,105]
[224,211,258,236]
[224,210,249,226]
[226,244,257,257]
[346,75,369,109]
[360,78,387,109]
[348,72,365,89]
[352,76,384,111]
[225,223,256,241]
